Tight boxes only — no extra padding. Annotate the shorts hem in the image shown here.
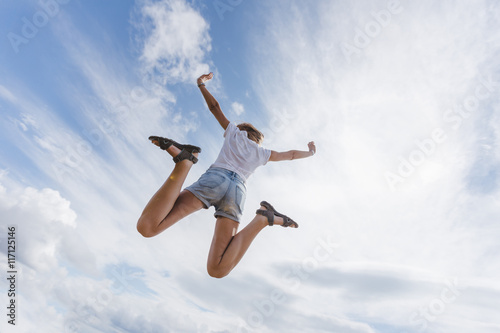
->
[185,188,210,209]
[214,212,241,223]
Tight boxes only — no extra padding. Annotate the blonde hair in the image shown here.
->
[237,123,264,145]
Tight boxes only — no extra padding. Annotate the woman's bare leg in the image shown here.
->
[137,145,202,237]
[206,206,290,278]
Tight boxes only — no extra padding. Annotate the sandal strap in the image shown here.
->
[159,139,174,150]
[256,209,274,226]
[282,217,299,228]
[181,144,202,154]
[173,149,198,164]
[260,201,274,211]
[149,136,174,150]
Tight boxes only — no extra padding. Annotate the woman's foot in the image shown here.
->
[150,138,182,157]
[257,205,285,226]
[149,137,200,164]
[256,201,299,228]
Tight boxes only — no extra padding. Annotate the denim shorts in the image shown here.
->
[185,167,247,223]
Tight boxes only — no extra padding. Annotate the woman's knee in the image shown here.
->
[136,218,156,238]
[207,267,227,279]
[206,263,229,279]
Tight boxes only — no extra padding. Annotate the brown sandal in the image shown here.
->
[148,136,200,164]
[148,136,201,153]
[256,201,299,228]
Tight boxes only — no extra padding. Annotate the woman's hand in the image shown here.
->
[308,141,316,156]
[197,72,214,86]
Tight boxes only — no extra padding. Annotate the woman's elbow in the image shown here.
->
[209,102,220,111]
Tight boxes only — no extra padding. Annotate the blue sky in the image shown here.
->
[1,0,500,332]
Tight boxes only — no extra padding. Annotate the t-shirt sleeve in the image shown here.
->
[259,147,272,165]
[224,122,237,138]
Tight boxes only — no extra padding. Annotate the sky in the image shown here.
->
[0,0,500,332]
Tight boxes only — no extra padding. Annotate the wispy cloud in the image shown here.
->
[0,0,221,332]
[231,101,245,116]
[241,0,500,331]
[1,0,499,332]
[0,85,17,104]
[134,0,212,84]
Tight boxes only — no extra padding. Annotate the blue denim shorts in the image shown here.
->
[185,167,247,223]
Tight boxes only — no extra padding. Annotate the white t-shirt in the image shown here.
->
[211,122,272,181]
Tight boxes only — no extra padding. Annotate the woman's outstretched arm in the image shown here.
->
[269,141,316,162]
[197,72,230,130]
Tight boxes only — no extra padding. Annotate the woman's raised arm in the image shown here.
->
[197,72,230,130]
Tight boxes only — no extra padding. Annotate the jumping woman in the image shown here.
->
[137,72,316,278]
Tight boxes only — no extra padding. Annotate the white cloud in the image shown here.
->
[0,178,81,332]
[135,0,212,84]
[242,0,500,331]
[231,101,245,116]
[1,1,239,332]
[1,0,499,332]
